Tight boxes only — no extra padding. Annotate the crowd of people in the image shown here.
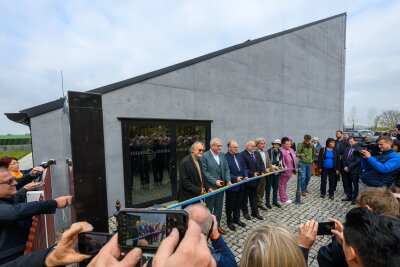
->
[1,127,400,266]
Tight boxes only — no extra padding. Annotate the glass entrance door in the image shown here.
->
[121,119,211,207]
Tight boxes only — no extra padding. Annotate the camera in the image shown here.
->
[352,141,380,156]
[39,159,56,169]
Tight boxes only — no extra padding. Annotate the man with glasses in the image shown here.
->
[201,138,231,234]
[178,141,210,207]
[0,167,73,264]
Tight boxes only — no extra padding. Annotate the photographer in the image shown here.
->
[0,168,72,264]
[360,136,400,188]
[0,156,49,190]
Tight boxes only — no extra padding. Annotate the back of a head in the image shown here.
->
[356,187,400,217]
[344,207,400,267]
[184,204,212,235]
[239,224,306,267]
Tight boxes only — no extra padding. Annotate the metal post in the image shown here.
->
[295,168,302,204]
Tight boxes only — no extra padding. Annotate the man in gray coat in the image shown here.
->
[200,138,232,234]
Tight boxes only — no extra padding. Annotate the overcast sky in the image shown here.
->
[1,0,399,134]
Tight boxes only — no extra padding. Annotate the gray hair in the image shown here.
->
[210,138,222,146]
[185,204,213,235]
[190,141,204,152]
[255,137,266,145]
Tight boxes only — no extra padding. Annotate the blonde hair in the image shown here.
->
[240,224,307,267]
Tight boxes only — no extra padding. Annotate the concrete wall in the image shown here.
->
[30,108,72,228]
[102,15,346,213]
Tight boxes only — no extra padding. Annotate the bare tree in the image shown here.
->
[347,105,358,129]
[366,107,377,129]
[378,110,400,129]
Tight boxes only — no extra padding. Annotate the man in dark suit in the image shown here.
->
[201,138,231,234]
[225,140,248,231]
[178,141,209,205]
[342,136,362,205]
[241,140,265,220]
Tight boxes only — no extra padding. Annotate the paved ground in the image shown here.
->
[18,152,33,170]
[109,175,354,266]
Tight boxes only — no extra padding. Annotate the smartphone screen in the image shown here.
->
[78,232,113,255]
[117,210,188,250]
[317,221,335,235]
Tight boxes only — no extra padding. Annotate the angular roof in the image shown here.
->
[5,12,346,125]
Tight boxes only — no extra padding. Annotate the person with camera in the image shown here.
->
[0,156,45,190]
[359,136,400,188]
[342,136,362,205]
[0,167,73,264]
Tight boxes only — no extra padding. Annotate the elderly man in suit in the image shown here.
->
[241,140,265,221]
[255,137,272,211]
[342,136,362,205]
[178,141,209,207]
[201,138,231,235]
[225,140,248,231]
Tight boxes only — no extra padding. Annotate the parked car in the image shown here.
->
[344,130,378,142]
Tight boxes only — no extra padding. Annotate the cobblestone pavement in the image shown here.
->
[219,175,353,266]
[109,174,354,266]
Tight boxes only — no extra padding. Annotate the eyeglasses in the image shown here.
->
[0,178,16,185]
[198,149,205,152]
[9,161,19,165]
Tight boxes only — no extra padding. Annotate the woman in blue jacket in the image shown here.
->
[318,138,339,199]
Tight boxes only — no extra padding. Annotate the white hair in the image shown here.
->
[210,138,222,146]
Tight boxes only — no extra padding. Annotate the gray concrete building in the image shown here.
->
[6,13,346,230]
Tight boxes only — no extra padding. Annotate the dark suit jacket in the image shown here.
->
[241,150,265,188]
[225,152,248,192]
[342,146,362,175]
[178,154,206,202]
[318,147,339,171]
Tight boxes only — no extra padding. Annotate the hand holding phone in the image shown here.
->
[298,220,318,249]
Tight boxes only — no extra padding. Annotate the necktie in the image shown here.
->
[234,155,240,171]
[348,148,354,158]
[251,153,256,163]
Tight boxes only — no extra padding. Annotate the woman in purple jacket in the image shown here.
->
[279,137,297,204]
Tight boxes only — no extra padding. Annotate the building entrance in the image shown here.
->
[121,119,211,207]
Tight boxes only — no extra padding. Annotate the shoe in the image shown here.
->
[258,205,268,211]
[282,199,292,204]
[272,202,281,208]
[227,223,237,231]
[351,200,356,205]
[243,214,252,220]
[320,194,326,198]
[252,214,264,220]
[266,203,273,209]
[341,197,352,201]
[329,196,334,200]
[218,227,227,235]
[234,220,246,227]
[301,191,307,197]
[304,189,310,193]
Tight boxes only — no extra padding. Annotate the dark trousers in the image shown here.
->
[225,189,243,224]
[342,171,352,197]
[205,192,224,225]
[320,168,337,197]
[241,186,259,216]
[265,174,279,204]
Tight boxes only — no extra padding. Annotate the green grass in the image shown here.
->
[0,150,32,159]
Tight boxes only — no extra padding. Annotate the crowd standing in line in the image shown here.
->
[1,128,400,266]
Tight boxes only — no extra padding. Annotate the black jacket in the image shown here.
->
[342,146,362,175]
[178,155,207,202]
[0,190,57,263]
[317,236,348,267]
[318,148,339,171]
[0,247,53,267]
[241,150,265,188]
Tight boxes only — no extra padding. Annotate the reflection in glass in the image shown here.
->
[129,125,171,205]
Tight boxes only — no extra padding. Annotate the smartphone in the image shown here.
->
[117,209,188,253]
[317,221,335,235]
[78,232,113,255]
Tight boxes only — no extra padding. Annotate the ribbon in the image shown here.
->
[165,169,287,210]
